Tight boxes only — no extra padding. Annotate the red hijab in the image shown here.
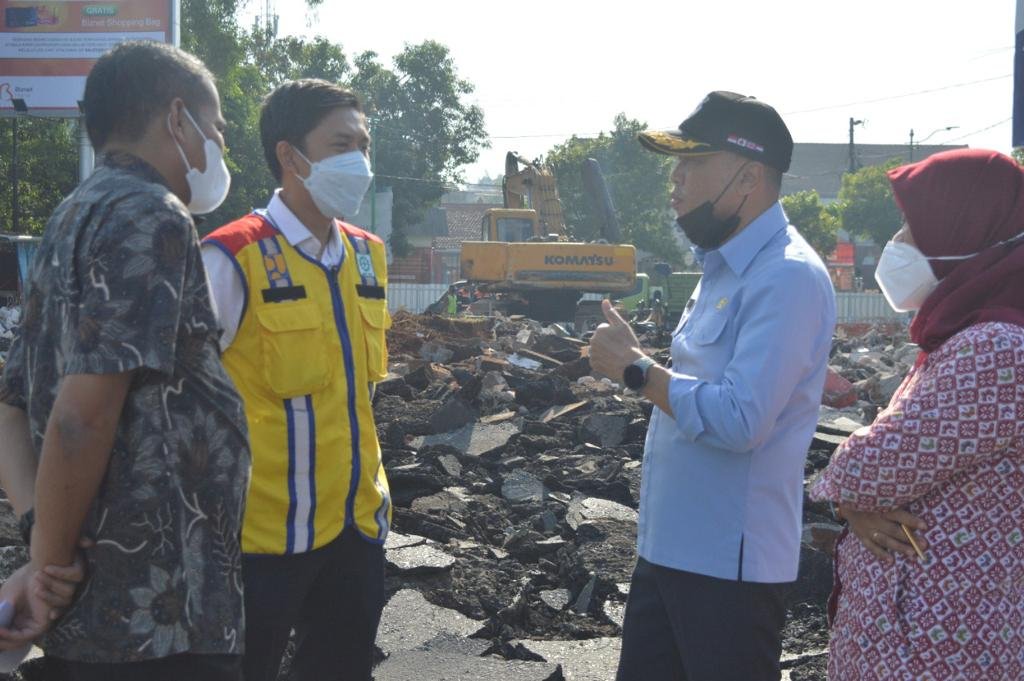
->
[888,149,1024,353]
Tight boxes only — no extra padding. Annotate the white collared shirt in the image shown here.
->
[201,190,345,350]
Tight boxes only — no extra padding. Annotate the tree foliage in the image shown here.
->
[780,190,840,260]
[544,114,682,265]
[4,2,487,252]
[0,118,78,234]
[836,158,903,245]
[351,42,488,255]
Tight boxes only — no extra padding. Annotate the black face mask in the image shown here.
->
[676,163,749,250]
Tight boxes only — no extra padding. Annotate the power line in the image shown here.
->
[375,173,503,189]
[937,117,1012,144]
[482,74,1012,141]
[781,74,1011,116]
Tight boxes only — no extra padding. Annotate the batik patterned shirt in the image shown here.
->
[811,322,1024,681]
[0,153,250,663]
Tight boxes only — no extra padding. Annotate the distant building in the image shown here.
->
[390,202,501,284]
[782,142,967,201]
[782,142,967,291]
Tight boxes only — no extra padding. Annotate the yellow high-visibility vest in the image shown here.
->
[204,213,391,554]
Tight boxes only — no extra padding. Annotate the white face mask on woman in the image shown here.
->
[169,108,231,215]
[294,148,373,220]
[876,230,1024,312]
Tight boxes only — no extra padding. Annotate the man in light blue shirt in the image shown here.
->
[590,92,836,681]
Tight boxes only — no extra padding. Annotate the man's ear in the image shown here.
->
[738,161,764,195]
[167,97,188,146]
[277,141,304,180]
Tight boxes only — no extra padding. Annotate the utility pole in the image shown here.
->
[848,117,864,173]
[10,99,28,234]
[11,116,19,234]
[908,128,915,162]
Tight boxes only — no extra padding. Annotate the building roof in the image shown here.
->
[781,142,967,200]
[432,203,501,251]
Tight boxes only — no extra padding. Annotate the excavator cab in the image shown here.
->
[481,208,540,242]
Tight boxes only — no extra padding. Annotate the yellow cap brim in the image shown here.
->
[638,130,718,156]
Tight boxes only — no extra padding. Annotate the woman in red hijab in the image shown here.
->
[811,149,1024,680]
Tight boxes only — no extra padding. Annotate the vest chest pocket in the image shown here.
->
[255,302,333,397]
[358,299,391,383]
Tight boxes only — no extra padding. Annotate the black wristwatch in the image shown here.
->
[17,508,34,546]
[623,356,657,391]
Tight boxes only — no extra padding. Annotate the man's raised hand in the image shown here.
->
[588,299,644,383]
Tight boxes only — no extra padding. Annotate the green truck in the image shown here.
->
[617,271,702,327]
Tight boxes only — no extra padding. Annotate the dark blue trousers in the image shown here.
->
[616,558,787,681]
[241,527,385,681]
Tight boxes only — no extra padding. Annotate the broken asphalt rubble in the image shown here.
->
[368,312,913,680]
[0,309,913,680]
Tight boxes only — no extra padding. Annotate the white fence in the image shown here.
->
[387,285,906,324]
[835,292,907,324]
[387,283,449,314]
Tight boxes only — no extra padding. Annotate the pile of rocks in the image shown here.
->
[0,306,19,369]
[364,313,902,680]
[0,314,913,681]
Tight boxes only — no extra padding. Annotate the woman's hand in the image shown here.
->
[839,504,928,562]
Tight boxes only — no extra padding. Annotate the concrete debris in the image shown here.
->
[377,589,485,656]
[0,305,19,367]
[0,310,914,679]
[514,638,622,681]
[501,470,547,504]
[375,650,562,681]
[385,532,458,574]
[539,589,572,611]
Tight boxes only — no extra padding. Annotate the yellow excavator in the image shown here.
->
[459,152,637,327]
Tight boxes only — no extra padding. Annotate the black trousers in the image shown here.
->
[615,558,787,681]
[242,527,386,681]
[44,653,241,681]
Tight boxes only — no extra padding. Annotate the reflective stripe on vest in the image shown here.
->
[346,232,378,288]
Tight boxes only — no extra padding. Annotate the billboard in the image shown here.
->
[0,0,177,116]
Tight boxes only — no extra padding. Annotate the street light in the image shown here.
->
[848,117,864,172]
[10,98,28,234]
[908,125,958,161]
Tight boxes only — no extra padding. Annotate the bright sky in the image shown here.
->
[256,0,1015,184]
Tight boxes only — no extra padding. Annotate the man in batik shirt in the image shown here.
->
[0,41,249,680]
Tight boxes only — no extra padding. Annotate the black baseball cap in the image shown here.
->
[639,91,793,172]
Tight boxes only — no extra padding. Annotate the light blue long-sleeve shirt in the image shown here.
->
[638,202,836,583]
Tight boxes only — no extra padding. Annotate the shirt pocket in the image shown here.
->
[357,298,391,383]
[690,307,730,346]
[255,301,333,398]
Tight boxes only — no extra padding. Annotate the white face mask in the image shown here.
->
[875,241,940,312]
[294,148,373,220]
[169,108,231,215]
[876,231,1024,312]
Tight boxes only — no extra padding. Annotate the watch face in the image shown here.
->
[623,364,644,390]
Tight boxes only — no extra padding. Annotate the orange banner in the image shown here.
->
[1,0,174,113]
[1,1,170,34]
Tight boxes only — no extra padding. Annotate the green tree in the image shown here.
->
[5,4,486,248]
[836,159,903,244]
[0,118,78,234]
[545,114,682,265]
[1013,148,1024,165]
[780,190,840,260]
[351,41,488,255]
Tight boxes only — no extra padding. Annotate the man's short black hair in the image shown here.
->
[83,41,214,150]
[260,79,363,182]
